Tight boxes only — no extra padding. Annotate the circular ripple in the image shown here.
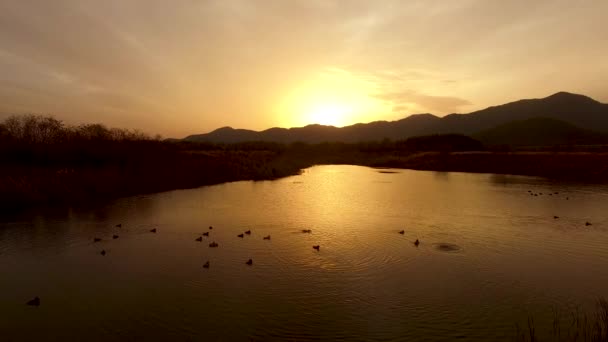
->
[433,242,462,253]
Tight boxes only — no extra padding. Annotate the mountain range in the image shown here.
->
[184,92,608,146]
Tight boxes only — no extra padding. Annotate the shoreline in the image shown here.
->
[3,151,608,213]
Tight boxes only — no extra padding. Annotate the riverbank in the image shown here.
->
[3,150,608,212]
[3,115,608,211]
[366,151,608,181]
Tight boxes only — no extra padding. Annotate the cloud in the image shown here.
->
[377,90,472,114]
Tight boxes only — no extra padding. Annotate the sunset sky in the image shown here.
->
[1,0,607,137]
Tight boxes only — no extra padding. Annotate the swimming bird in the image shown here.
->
[113,235,119,239]
[238,233,244,238]
[313,245,320,251]
[116,223,122,228]
[263,235,271,240]
[586,222,592,226]
[26,297,40,307]
[203,232,209,237]
[302,229,312,233]
[209,226,213,230]
[203,261,210,268]
[93,238,101,242]
[209,242,219,247]
[398,230,405,234]
[245,230,251,235]
[414,239,420,247]
[554,216,559,219]
[101,250,107,256]
[150,228,157,233]
[195,236,203,242]
[246,259,253,265]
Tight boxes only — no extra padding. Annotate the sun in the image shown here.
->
[275,69,390,128]
[305,101,353,127]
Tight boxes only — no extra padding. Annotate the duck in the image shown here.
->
[414,239,420,247]
[113,235,119,239]
[554,216,559,219]
[26,297,40,307]
[202,232,209,237]
[398,230,405,234]
[238,233,244,238]
[246,259,253,265]
[116,223,122,228]
[101,250,107,256]
[93,238,102,243]
[586,222,592,226]
[245,230,251,235]
[313,245,320,251]
[150,228,157,233]
[195,236,203,242]
[209,242,219,248]
[203,261,210,269]
[301,229,312,233]
[209,226,213,230]
[263,235,271,240]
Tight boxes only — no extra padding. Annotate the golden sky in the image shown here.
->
[1,0,607,137]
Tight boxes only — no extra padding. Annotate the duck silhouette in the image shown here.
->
[116,223,122,228]
[301,229,312,233]
[246,259,253,265]
[398,230,405,234]
[313,245,320,251]
[245,230,251,235]
[203,232,209,237]
[150,228,157,233]
[238,233,244,238]
[209,242,219,248]
[101,250,107,256]
[586,222,592,226]
[209,226,213,230]
[195,236,203,242]
[93,238,101,243]
[554,216,559,219]
[203,261,210,268]
[26,297,40,307]
[263,235,271,240]
[113,235,119,239]
[414,239,420,247]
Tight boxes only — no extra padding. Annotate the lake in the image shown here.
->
[2,165,608,341]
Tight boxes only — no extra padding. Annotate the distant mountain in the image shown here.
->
[474,117,608,146]
[184,92,608,144]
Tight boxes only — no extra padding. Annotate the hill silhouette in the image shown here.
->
[185,92,608,144]
[475,117,608,147]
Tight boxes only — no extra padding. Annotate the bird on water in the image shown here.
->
[26,297,40,307]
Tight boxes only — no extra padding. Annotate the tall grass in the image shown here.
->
[515,299,608,342]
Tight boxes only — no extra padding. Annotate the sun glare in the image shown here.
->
[276,69,390,128]
[305,102,353,127]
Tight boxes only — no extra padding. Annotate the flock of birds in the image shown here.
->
[24,188,596,307]
[527,190,593,226]
[23,222,425,307]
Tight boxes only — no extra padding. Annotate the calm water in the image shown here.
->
[2,165,608,341]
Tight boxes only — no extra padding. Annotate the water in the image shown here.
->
[1,165,608,341]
